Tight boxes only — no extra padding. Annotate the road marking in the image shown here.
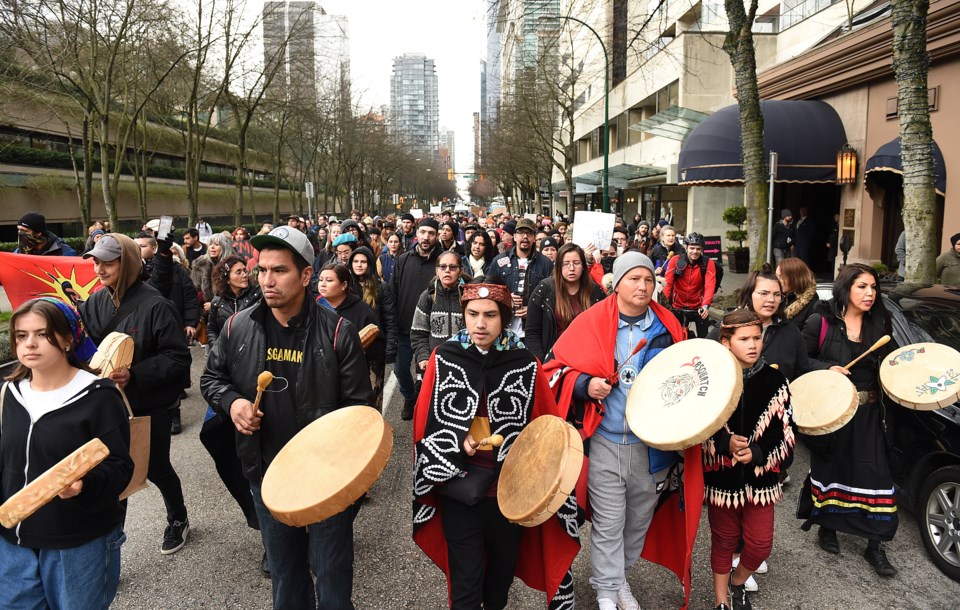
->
[382,368,399,419]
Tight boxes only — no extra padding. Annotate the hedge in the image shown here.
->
[0,144,291,190]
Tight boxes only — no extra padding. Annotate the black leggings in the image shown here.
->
[439,496,524,610]
[199,414,258,529]
[147,408,188,524]
[671,308,710,338]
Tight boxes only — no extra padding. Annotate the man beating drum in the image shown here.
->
[544,252,705,610]
[201,226,372,610]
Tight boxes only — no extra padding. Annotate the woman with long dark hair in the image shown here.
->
[378,232,403,283]
[462,230,495,278]
[0,298,132,608]
[800,263,899,576]
[411,251,467,374]
[525,243,606,362]
[349,247,398,404]
[317,263,388,411]
[777,257,820,330]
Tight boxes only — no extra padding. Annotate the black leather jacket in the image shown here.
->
[200,296,372,481]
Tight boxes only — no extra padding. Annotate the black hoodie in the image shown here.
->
[0,374,133,549]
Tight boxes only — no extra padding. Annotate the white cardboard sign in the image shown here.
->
[572,211,616,251]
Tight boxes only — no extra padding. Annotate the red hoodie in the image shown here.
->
[662,255,717,310]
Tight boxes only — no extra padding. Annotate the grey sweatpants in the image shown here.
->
[588,434,668,601]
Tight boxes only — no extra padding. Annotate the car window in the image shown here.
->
[899,309,959,351]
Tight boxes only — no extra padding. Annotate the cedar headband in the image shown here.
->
[460,283,512,309]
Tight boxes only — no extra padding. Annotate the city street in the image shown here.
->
[113,346,960,609]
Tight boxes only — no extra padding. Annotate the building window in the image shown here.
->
[612,0,628,87]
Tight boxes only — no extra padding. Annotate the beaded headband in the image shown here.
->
[460,283,512,309]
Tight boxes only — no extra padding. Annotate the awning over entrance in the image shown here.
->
[628,106,711,141]
[677,100,847,185]
[865,137,947,196]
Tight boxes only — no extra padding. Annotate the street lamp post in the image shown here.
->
[547,15,610,213]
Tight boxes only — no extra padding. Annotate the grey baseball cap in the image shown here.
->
[82,234,122,261]
[250,226,314,266]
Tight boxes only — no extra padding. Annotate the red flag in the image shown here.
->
[0,251,103,310]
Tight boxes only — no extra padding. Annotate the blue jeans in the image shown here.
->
[395,333,416,400]
[251,481,360,610]
[0,524,125,610]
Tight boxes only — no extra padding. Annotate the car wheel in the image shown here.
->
[918,465,960,582]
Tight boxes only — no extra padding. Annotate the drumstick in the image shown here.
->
[253,371,274,413]
[842,334,891,370]
[770,364,779,370]
[609,338,649,385]
[471,434,504,449]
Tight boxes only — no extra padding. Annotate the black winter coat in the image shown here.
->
[707,317,827,382]
[200,298,372,481]
[208,284,262,344]
[80,281,192,415]
[390,246,442,329]
[332,293,386,365]
[144,254,202,328]
[525,277,606,362]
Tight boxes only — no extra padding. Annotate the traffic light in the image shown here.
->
[448,168,455,181]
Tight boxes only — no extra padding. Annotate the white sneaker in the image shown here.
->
[598,599,618,610]
[616,582,641,610]
[744,574,759,592]
[731,557,768,574]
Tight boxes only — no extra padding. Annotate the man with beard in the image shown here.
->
[489,218,553,337]
[662,232,717,338]
[390,218,441,420]
[397,213,418,251]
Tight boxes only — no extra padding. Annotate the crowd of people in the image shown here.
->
[0,207,929,609]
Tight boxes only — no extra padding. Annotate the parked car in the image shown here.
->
[816,282,960,581]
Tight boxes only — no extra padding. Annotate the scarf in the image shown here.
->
[542,294,703,610]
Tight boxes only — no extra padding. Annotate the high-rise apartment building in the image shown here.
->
[439,128,456,171]
[389,54,440,158]
[262,1,350,104]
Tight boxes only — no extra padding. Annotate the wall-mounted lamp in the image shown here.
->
[836,144,857,185]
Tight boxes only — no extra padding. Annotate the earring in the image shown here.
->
[65,345,71,352]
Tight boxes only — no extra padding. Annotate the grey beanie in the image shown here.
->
[781,208,793,219]
[612,251,656,290]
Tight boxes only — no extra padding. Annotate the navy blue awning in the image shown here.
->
[678,100,847,185]
[865,137,947,195]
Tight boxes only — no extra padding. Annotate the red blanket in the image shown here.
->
[542,294,704,609]
[412,348,580,608]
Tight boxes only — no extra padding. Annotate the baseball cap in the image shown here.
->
[83,234,123,261]
[251,226,314,266]
[516,218,537,233]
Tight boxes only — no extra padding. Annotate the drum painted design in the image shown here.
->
[89,332,135,378]
[626,339,742,451]
[791,369,858,435]
[262,406,392,526]
[880,342,960,410]
[498,415,583,527]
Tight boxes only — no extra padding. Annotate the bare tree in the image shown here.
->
[723,0,768,268]
[892,0,936,282]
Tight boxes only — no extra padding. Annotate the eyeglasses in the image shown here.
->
[754,290,783,301]
[561,261,583,269]
[437,264,460,271]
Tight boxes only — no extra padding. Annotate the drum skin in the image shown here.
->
[262,406,393,526]
[89,332,135,378]
[880,342,960,410]
[791,370,858,435]
[498,415,583,527]
[625,339,742,451]
[359,324,380,350]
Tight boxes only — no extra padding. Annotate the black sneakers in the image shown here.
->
[400,398,415,421]
[818,527,840,554]
[260,551,270,578]
[729,578,752,610]
[864,544,898,576]
[161,519,190,555]
[170,411,182,435]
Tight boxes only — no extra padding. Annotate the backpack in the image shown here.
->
[674,254,724,290]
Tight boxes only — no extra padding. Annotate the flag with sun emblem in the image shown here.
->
[0,251,102,309]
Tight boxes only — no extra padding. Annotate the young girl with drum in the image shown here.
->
[525,243,606,362]
[706,309,795,610]
[412,276,579,610]
[0,298,133,609]
[349,247,399,409]
[800,263,899,576]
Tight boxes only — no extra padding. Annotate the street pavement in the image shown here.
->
[113,345,960,609]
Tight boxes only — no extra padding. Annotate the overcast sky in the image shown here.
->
[319,0,489,172]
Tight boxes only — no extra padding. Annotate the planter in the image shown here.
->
[725,249,750,273]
